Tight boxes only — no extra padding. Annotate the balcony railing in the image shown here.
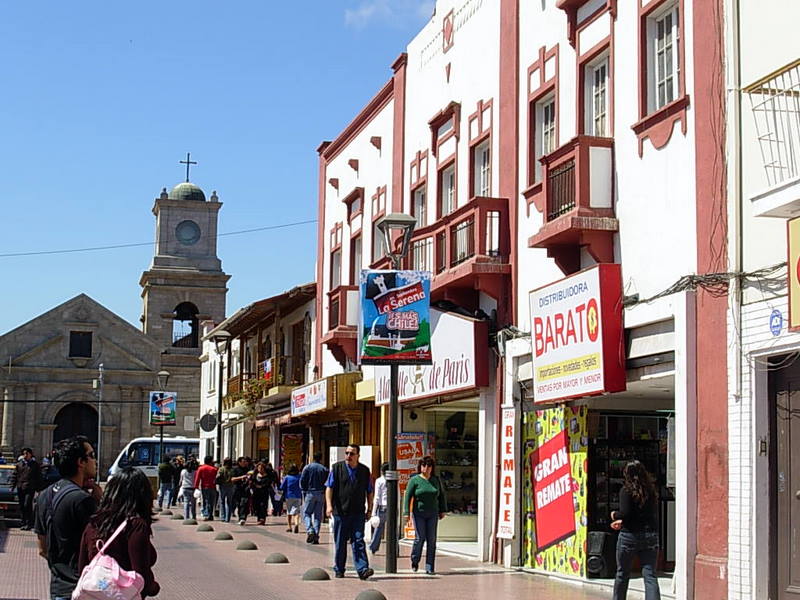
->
[405,195,508,275]
[745,59,800,187]
[226,371,255,396]
[327,285,359,331]
[547,159,576,221]
[256,354,307,386]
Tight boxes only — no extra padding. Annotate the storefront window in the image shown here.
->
[429,410,479,515]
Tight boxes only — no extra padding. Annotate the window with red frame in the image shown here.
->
[471,139,491,197]
[350,236,362,284]
[584,54,610,136]
[412,185,428,227]
[530,95,556,183]
[330,248,342,290]
[344,188,363,221]
[438,163,456,217]
[646,2,681,113]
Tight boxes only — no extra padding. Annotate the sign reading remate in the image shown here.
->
[529,264,625,404]
[496,407,516,539]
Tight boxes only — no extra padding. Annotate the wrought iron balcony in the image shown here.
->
[404,195,510,300]
[526,135,618,274]
[745,58,800,217]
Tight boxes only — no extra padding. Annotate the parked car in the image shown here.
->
[0,463,21,523]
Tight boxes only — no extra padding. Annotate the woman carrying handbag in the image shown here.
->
[76,467,159,598]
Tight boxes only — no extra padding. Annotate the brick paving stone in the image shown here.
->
[0,517,628,599]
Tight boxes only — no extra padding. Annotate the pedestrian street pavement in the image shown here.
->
[0,513,636,600]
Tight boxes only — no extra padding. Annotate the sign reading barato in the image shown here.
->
[529,264,625,403]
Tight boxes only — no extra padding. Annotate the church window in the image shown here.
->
[69,331,92,358]
[172,302,199,348]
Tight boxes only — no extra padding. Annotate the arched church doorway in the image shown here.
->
[54,402,98,448]
[172,301,199,348]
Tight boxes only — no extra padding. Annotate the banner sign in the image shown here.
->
[397,432,427,541]
[359,270,433,365]
[290,380,328,417]
[497,407,517,539]
[262,358,273,381]
[788,217,800,331]
[149,391,177,426]
[529,263,625,403]
[531,429,575,550]
[374,310,488,405]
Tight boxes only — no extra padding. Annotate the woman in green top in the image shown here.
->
[403,455,447,575]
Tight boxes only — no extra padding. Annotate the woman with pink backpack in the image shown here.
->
[76,467,160,598]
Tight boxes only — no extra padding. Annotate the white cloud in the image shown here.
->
[344,0,435,29]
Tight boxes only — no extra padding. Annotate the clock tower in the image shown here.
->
[139,180,230,431]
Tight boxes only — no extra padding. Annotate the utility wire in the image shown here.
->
[0,219,317,258]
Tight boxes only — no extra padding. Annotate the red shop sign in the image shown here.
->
[531,430,576,551]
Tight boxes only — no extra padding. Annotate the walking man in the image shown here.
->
[12,447,42,530]
[157,454,175,510]
[34,435,102,600]
[325,444,374,580]
[300,452,328,544]
[194,455,218,521]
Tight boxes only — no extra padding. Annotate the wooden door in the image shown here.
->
[291,321,305,384]
[773,366,800,599]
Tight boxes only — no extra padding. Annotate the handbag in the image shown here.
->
[72,519,144,600]
[193,488,202,500]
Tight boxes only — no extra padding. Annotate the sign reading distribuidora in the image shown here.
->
[529,264,626,403]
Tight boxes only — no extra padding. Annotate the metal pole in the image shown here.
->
[385,253,402,574]
[159,426,164,467]
[216,353,224,463]
[97,363,104,474]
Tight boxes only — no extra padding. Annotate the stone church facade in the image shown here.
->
[0,181,228,475]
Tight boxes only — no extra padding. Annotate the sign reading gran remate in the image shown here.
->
[359,270,432,365]
[529,264,625,404]
[531,430,575,550]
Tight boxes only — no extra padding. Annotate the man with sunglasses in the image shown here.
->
[325,444,374,580]
[34,435,102,600]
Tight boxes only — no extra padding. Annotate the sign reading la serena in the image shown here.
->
[529,264,626,403]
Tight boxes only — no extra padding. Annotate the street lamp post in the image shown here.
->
[212,330,231,464]
[376,212,417,575]
[156,370,170,463]
[96,364,104,474]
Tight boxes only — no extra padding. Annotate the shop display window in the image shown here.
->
[428,410,479,514]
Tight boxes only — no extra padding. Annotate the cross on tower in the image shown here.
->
[179,152,197,182]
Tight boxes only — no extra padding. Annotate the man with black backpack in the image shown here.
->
[33,435,102,600]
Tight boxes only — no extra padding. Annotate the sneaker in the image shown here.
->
[238,519,246,526]
[411,563,418,573]
[312,534,320,545]
[358,568,374,581]
[425,569,435,575]
[306,532,315,544]
[334,571,345,579]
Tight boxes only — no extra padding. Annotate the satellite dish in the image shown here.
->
[199,413,218,432]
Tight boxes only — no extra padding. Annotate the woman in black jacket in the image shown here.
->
[610,460,661,600]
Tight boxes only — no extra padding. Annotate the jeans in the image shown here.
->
[18,488,36,527]
[201,488,217,519]
[182,488,196,519]
[303,491,325,535]
[235,488,250,521]
[332,513,369,575]
[157,483,173,509]
[218,484,235,522]
[613,530,661,600]
[369,508,387,554]
[411,511,439,573]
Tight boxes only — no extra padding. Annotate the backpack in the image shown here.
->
[41,480,85,563]
[72,519,144,600]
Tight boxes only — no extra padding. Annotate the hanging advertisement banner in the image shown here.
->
[529,263,625,403]
[522,405,588,576]
[291,380,328,417]
[497,407,517,539]
[359,270,433,365]
[149,391,177,426]
[262,358,273,381]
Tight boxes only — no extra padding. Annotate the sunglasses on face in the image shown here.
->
[84,451,96,460]
[345,451,358,456]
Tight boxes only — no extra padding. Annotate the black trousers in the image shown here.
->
[18,488,36,527]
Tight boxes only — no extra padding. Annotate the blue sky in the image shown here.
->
[0,1,433,335]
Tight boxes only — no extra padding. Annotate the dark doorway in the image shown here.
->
[172,302,199,348]
[291,320,306,384]
[54,402,98,449]
[770,357,800,599]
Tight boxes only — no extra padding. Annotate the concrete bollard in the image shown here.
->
[214,532,234,541]
[196,524,214,532]
[264,553,289,564]
[170,514,183,520]
[160,510,173,516]
[355,591,387,600]
[236,540,258,551]
[183,519,198,525]
[302,567,331,581]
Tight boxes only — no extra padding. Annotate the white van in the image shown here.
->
[108,436,200,483]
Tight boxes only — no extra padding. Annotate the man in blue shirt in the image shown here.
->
[300,452,329,544]
[325,444,374,580]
